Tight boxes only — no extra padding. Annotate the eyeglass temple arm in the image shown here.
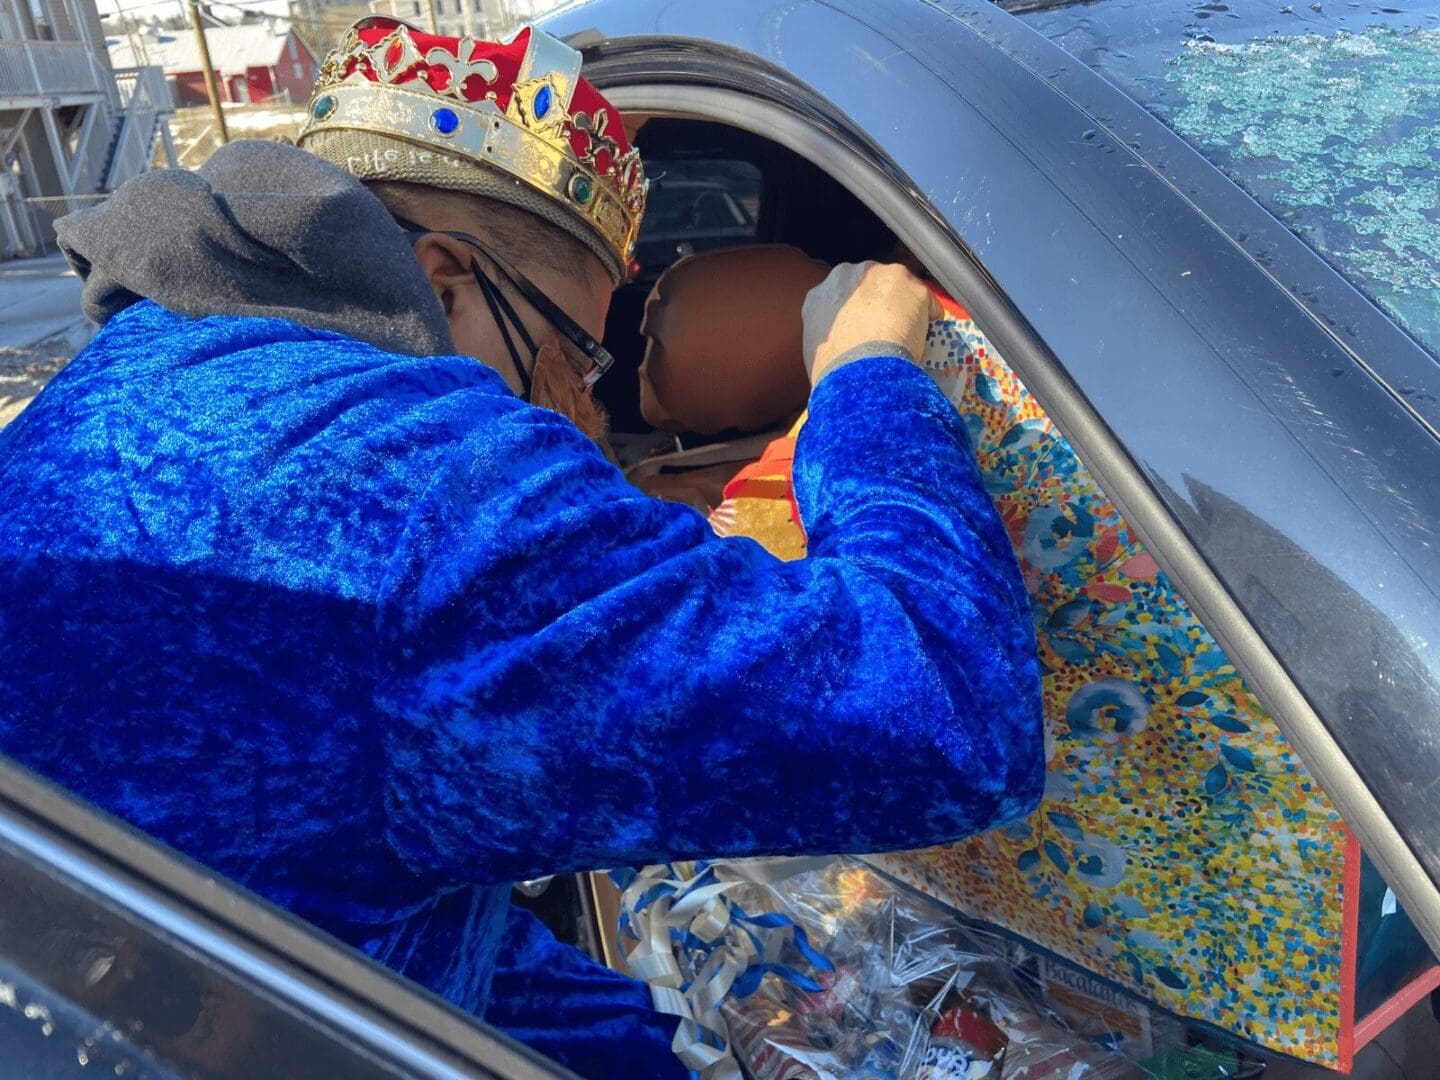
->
[393,217,617,382]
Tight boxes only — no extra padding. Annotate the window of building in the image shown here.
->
[288,36,298,60]
[293,62,304,79]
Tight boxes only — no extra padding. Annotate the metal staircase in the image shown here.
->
[103,65,173,191]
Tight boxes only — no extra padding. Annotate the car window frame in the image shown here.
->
[567,66,1440,957]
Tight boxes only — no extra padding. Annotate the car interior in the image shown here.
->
[592,118,911,503]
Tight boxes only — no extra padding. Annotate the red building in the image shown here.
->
[108,24,320,107]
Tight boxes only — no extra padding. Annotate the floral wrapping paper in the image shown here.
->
[714,296,1354,1065]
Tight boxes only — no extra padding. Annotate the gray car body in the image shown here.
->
[541,0,1440,950]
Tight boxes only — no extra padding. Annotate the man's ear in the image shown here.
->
[411,233,475,316]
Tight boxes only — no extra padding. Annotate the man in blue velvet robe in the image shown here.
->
[0,20,1043,1079]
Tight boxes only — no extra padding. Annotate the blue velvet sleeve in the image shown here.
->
[486,904,688,1080]
[377,356,1043,884]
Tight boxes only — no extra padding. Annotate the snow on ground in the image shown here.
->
[168,104,310,167]
[219,104,309,133]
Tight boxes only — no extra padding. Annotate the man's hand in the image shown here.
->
[802,262,942,386]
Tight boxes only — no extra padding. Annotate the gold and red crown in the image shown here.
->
[297,18,646,280]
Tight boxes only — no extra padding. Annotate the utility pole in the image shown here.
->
[186,0,229,145]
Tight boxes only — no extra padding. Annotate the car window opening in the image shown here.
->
[598,118,906,505]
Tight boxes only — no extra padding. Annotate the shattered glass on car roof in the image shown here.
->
[1014,0,1440,361]
[1167,29,1440,353]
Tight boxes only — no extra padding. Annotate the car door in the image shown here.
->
[542,0,1440,956]
[0,756,575,1079]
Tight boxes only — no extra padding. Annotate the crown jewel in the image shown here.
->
[298,19,646,278]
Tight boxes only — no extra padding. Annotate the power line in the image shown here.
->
[108,0,292,14]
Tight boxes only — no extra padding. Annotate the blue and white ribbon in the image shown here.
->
[612,858,837,1079]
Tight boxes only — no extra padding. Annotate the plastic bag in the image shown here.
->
[613,857,1155,1079]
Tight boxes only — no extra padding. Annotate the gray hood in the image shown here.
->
[56,140,454,357]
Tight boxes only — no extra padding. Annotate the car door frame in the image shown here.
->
[545,0,1440,957]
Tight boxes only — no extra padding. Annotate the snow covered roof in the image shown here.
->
[107,23,310,75]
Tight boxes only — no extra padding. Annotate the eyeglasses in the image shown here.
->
[392,216,615,401]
